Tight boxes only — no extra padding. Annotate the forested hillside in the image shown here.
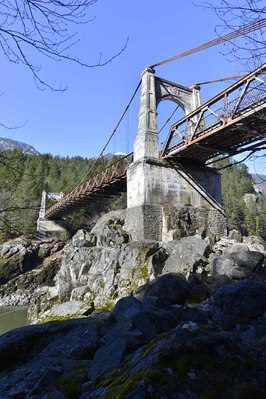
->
[0,150,124,241]
[218,159,266,238]
[0,151,265,242]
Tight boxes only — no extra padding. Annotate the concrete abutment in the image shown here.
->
[125,67,226,241]
[125,159,226,241]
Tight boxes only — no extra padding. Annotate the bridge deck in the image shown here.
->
[45,153,133,219]
[45,64,266,220]
[162,63,266,163]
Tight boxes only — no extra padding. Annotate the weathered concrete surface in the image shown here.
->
[37,218,68,239]
[134,67,159,162]
[133,68,201,163]
[126,159,225,240]
[126,67,224,241]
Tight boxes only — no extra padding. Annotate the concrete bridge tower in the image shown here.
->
[125,67,226,241]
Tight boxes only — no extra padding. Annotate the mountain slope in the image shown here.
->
[0,137,39,155]
[252,174,266,195]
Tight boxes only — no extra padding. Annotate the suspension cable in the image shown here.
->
[195,74,246,85]
[149,19,266,68]
[158,105,180,135]
[60,19,266,190]
[78,79,141,185]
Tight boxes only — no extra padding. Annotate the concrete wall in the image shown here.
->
[37,218,68,239]
[127,159,221,208]
[125,67,226,242]
[125,159,225,241]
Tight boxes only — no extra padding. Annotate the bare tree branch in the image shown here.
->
[0,0,128,90]
[197,0,266,68]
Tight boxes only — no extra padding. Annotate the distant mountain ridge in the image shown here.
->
[101,152,127,161]
[252,174,266,195]
[0,137,39,155]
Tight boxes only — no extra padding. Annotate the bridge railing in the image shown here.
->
[162,63,266,157]
[45,153,133,219]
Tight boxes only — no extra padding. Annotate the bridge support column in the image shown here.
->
[126,67,163,240]
[37,191,68,238]
[126,68,226,241]
[126,159,226,241]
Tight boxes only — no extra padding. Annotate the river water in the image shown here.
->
[0,306,28,336]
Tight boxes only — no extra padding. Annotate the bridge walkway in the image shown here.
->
[45,64,266,220]
[162,63,266,164]
[45,153,133,220]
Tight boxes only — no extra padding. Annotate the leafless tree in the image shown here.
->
[197,1,266,173]
[200,0,266,68]
[0,0,128,90]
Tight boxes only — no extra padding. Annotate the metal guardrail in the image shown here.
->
[162,63,266,158]
[45,153,133,219]
[45,64,266,219]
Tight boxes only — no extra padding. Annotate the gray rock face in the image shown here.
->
[0,279,265,398]
[54,238,160,317]
[0,318,102,398]
[162,236,210,275]
[243,235,266,255]
[134,273,191,305]
[228,229,242,242]
[212,280,266,330]
[211,243,264,279]
[30,212,266,323]
[57,245,121,305]
[3,208,265,333]
[89,294,180,380]
[90,209,129,246]
[0,237,65,283]
[0,238,65,306]
[72,229,96,248]
[1,207,266,397]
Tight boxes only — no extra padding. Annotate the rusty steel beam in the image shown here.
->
[162,63,266,162]
[45,153,133,219]
[166,104,266,159]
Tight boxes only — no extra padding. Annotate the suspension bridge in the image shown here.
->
[44,63,266,220]
[38,19,266,241]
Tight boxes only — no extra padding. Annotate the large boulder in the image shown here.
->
[0,318,102,399]
[211,243,264,279]
[0,237,65,285]
[212,280,266,330]
[56,245,121,305]
[89,295,179,380]
[55,240,161,314]
[134,273,191,305]
[161,236,210,275]
[90,209,129,247]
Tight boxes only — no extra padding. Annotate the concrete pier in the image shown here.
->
[125,68,226,241]
[37,191,67,238]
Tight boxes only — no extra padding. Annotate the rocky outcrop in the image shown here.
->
[212,280,266,329]
[26,209,266,323]
[0,208,266,397]
[0,237,65,306]
[210,243,264,279]
[161,236,210,275]
[0,278,265,398]
[133,273,191,305]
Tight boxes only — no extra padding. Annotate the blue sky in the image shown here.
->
[1,0,265,174]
